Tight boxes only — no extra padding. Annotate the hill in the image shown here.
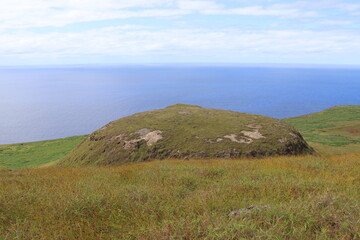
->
[60,104,313,166]
[285,105,360,154]
[1,154,359,239]
[0,135,86,169]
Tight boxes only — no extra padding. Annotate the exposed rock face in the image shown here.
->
[60,104,314,166]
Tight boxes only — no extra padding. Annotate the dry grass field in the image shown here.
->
[1,154,359,239]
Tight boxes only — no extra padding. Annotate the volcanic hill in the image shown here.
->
[60,104,313,166]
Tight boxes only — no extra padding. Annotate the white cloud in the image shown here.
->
[0,0,184,29]
[177,0,222,11]
[204,5,321,18]
[337,3,360,11]
[1,26,359,60]
[0,0,359,64]
[317,20,353,25]
[269,0,360,13]
[0,0,325,29]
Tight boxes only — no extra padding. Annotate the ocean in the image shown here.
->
[1,65,359,144]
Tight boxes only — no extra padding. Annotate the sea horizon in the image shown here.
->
[1,62,360,69]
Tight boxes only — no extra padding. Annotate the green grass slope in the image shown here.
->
[0,135,86,169]
[60,104,313,166]
[1,154,359,239]
[285,105,360,154]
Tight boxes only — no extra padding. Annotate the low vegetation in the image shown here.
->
[0,136,86,169]
[1,154,359,239]
[285,105,360,154]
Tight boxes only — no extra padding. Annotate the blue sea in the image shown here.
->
[1,65,360,144]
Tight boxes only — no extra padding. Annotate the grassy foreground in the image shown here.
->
[1,154,359,239]
[0,136,86,169]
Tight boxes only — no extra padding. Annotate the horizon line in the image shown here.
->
[1,62,360,69]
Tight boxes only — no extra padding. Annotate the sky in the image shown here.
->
[1,0,360,66]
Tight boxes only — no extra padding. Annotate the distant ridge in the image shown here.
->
[285,105,360,154]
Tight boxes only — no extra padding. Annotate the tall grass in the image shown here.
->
[1,154,359,239]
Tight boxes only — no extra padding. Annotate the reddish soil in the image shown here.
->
[348,129,359,134]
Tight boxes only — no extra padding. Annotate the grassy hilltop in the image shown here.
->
[60,104,312,166]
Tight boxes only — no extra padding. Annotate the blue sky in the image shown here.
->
[1,0,360,65]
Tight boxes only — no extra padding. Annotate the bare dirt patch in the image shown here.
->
[143,131,163,146]
[349,129,359,135]
[178,111,192,115]
[224,134,253,144]
[224,124,266,144]
[121,129,163,149]
[241,129,265,139]
[242,124,266,139]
